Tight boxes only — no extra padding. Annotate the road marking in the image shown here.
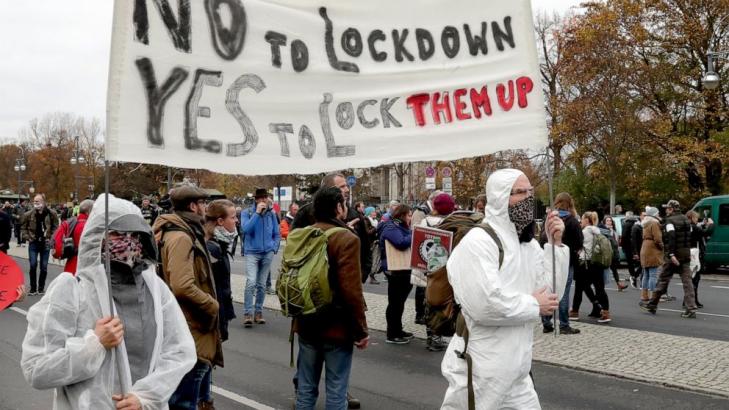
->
[212,386,276,410]
[9,306,275,410]
[711,286,729,290]
[9,306,28,316]
[659,308,729,318]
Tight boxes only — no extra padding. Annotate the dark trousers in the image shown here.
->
[415,286,425,319]
[386,270,412,338]
[625,253,640,278]
[692,271,701,303]
[572,262,597,312]
[591,264,609,310]
[14,222,23,245]
[28,241,49,292]
[169,360,212,409]
[649,261,696,310]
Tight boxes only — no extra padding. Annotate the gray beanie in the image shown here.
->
[645,206,659,218]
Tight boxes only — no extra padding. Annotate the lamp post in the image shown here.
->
[70,136,85,202]
[702,50,728,90]
[13,147,26,203]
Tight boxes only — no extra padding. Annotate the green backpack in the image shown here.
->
[277,226,346,317]
[590,233,614,268]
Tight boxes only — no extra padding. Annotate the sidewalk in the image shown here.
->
[230,274,729,398]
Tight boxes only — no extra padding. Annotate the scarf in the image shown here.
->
[214,226,237,244]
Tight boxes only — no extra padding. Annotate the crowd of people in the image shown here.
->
[0,169,716,409]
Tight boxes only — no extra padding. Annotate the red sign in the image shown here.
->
[0,252,24,311]
[410,226,453,271]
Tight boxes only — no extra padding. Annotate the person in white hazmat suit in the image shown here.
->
[441,169,569,409]
[21,194,196,410]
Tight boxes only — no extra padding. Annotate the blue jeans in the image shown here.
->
[28,241,50,292]
[542,266,573,328]
[244,251,274,315]
[169,360,212,409]
[295,337,353,410]
[642,266,658,291]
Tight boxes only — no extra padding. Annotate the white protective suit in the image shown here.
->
[21,195,196,410]
[441,169,569,410]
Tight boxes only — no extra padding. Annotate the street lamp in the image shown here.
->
[702,50,728,90]
[70,136,85,202]
[14,148,27,203]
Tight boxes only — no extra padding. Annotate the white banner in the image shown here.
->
[106,0,547,175]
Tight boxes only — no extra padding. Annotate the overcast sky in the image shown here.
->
[0,0,585,140]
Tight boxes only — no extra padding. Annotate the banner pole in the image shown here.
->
[103,161,126,397]
[546,147,558,338]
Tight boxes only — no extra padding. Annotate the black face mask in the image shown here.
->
[508,195,535,236]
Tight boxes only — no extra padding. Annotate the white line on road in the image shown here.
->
[9,305,275,409]
[659,308,729,318]
[10,306,28,315]
[212,386,276,410]
[711,286,729,290]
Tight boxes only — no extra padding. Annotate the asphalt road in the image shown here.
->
[2,256,729,409]
[231,250,729,341]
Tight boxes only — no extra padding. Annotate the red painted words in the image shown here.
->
[406,76,534,127]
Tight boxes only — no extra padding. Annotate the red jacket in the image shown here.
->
[52,213,88,274]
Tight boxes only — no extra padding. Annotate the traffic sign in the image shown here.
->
[442,167,452,178]
[425,166,436,178]
[425,177,436,190]
[347,175,357,186]
[442,177,453,194]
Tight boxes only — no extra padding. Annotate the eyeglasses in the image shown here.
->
[510,188,534,196]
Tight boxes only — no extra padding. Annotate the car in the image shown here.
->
[691,195,729,270]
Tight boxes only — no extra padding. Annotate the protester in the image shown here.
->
[411,190,442,227]
[293,187,369,409]
[51,199,93,274]
[641,200,697,318]
[621,211,641,288]
[687,210,713,309]
[279,202,299,240]
[292,173,372,285]
[0,203,12,253]
[380,200,400,223]
[473,194,486,215]
[639,206,663,304]
[21,194,196,409]
[153,186,223,409]
[240,188,280,326]
[631,211,646,287]
[290,173,370,409]
[378,204,414,345]
[600,215,628,291]
[542,192,582,334]
[21,194,58,295]
[204,199,238,341]
[412,193,454,351]
[13,200,29,246]
[140,196,159,226]
[578,212,611,323]
[441,169,567,409]
[231,205,243,256]
[365,206,378,229]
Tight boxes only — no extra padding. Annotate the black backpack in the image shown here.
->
[60,218,80,259]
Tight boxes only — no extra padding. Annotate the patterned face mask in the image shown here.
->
[508,195,535,235]
[104,232,144,268]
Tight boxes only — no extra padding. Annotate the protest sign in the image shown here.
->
[0,252,24,311]
[107,0,547,175]
[410,226,453,271]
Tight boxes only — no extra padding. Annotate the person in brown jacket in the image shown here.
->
[639,206,664,303]
[293,186,369,409]
[153,186,222,410]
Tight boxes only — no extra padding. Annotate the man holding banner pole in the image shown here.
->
[441,169,568,410]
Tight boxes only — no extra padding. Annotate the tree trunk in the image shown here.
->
[609,170,617,216]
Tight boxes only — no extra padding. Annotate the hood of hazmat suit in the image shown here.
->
[21,194,196,410]
[440,169,569,410]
